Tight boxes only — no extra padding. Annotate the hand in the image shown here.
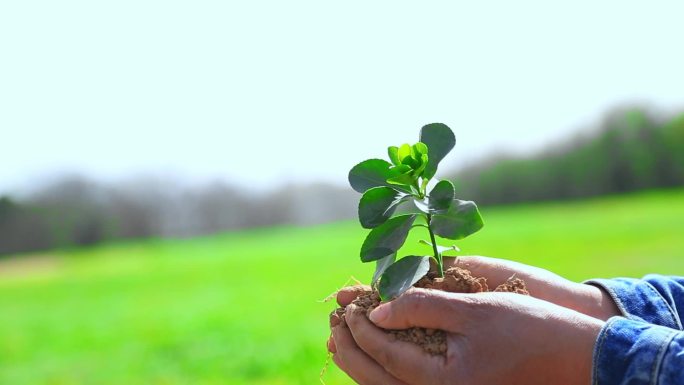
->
[340,289,604,385]
[329,297,409,385]
[327,256,620,384]
[448,256,620,320]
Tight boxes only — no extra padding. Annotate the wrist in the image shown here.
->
[575,283,621,321]
[566,313,604,385]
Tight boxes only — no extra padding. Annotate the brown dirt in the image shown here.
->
[335,266,528,356]
[494,276,529,294]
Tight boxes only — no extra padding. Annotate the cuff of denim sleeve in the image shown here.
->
[584,278,681,329]
[593,317,677,385]
[657,330,684,384]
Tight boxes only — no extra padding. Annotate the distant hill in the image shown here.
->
[451,107,684,204]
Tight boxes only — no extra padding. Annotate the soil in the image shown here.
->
[334,266,528,356]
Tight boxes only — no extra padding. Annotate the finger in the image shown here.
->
[330,308,344,328]
[331,353,347,372]
[328,335,336,353]
[332,320,408,385]
[446,255,512,287]
[337,285,371,307]
[450,255,565,296]
[332,353,364,383]
[368,288,480,332]
[345,304,442,385]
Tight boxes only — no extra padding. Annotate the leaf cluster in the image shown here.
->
[348,123,484,300]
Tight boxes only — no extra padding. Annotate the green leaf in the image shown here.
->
[348,159,412,194]
[372,253,396,286]
[401,155,418,169]
[412,153,429,177]
[387,164,415,188]
[419,123,456,179]
[412,142,428,157]
[412,180,455,214]
[387,170,415,186]
[412,198,429,214]
[349,159,394,193]
[397,144,412,163]
[430,200,484,240]
[428,180,455,213]
[388,146,400,166]
[408,184,421,196]
[360,214,417,262]
[378,255,430,300]
[358,187,409,229]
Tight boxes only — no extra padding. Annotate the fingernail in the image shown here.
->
[330,311,342,328]
[369,304,388,324]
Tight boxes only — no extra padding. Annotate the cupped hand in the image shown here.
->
[342,288,605,385]
[448,256,620,320]
[327,256,620,384]
[328,285,408,385]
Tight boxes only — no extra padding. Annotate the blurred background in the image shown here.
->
[1,1,683,384]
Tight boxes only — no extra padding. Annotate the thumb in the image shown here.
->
[368,289,478,332]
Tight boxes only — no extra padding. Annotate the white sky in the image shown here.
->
[1,1,683,194]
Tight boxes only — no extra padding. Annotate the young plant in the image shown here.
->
[348,123,484,300]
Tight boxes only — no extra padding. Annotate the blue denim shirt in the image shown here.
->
[585,276,684,384]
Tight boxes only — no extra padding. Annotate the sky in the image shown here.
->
[1,1,683,194]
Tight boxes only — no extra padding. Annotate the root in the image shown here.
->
[317,276,364,383]
[319,350,332,385]
[317,275,364,303]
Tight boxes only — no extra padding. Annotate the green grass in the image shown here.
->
[1,189,683,384]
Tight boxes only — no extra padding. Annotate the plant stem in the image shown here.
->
[426,213,443,277]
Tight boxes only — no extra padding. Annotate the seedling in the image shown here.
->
[348,123,484,300]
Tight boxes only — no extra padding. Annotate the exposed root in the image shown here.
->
[317,275,364,303]
[318,275,365,384]
[319,350,332,385]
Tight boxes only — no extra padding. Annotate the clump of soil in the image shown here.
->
[335,266,528,356]
[417,267,489,293]
[494,276,528,294]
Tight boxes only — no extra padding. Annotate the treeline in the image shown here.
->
[452,107,684,204]
[2,105,683,257]
[0,179,356,256]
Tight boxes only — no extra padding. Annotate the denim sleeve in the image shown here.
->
[593,317,684,385]
[584,276,684,331]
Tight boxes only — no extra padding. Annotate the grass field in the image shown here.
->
[1,189,683,384]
